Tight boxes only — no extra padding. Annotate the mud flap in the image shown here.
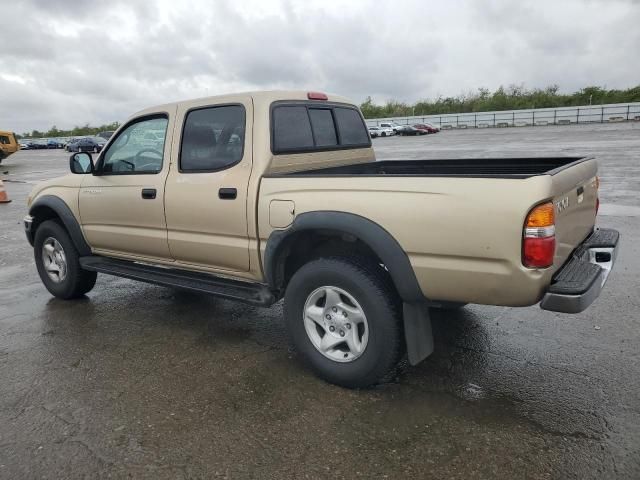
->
[403,302,434,365]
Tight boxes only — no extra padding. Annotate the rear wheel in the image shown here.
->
[34,220,97,299]
[284,257,404,388]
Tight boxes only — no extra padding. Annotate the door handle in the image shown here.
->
[219,188,237,200]
[141,188,157,199]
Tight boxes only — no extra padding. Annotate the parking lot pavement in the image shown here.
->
[1,124,639,479]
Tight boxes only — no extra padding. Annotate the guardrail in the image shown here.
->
[366,102,640,129]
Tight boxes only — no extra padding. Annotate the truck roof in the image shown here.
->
[132,90,355,118]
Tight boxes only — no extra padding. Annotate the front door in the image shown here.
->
[79,112,175,260]
[164,97,253,272]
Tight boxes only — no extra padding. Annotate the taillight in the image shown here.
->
[523,202,555,268]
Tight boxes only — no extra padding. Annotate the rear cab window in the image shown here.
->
[271,102,370,154]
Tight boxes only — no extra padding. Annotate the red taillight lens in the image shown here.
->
[307,91,328,100]
[523,237,556,268]
[523,202,555,268]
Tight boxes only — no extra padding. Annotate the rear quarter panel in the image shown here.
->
[259,174,562,306]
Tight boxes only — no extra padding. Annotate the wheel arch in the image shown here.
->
[29,195,91,256]
[264,211,424,303]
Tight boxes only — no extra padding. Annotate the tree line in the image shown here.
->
[18,121,121,139]
[359,85,640,119]
[17,85,640,136]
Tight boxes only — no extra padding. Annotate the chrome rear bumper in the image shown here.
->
[540,228,619,314]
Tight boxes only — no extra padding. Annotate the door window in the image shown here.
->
[100,116,168,174]
[180,105,246,172]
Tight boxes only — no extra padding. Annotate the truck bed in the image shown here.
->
[268,156,588,178]
[259,154,599,306]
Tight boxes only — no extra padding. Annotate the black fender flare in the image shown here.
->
[264,211,424,303]
[28,195,92,256]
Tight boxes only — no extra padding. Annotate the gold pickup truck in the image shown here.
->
[24,91,619,388]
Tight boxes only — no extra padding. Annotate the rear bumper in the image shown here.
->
[540,228,619,313]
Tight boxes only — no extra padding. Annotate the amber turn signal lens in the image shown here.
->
[525,202,554,228]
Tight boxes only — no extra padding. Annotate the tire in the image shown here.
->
[34,220,97,299]
[284,257,404,388]
[381,132,386,137]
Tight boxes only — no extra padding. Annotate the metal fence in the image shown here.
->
[366,102,640,129]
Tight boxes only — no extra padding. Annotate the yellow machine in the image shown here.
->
[0,131,19,163]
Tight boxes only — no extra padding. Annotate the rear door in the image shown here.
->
[79,110,175,260]
[164,96,253,272]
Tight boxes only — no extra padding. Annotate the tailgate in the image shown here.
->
[550,158,598,268]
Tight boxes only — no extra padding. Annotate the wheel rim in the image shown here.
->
[303,286,369,363]
[42,237,68,283]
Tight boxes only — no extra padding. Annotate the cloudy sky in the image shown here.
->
[1,0,638,133]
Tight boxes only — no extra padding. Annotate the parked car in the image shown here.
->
[413,123,440,134]
[28,140,48,149]
[396,125,425,136]
[47,139,64,149]
[19,141,31,150]
[368,126,380,138]
[373,126,394,137]
[65,139,79,152]
[24,90,619,389]
[68,137,107,153]
[379,122,404,134]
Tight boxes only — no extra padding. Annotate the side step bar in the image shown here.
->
[80,256,276,307]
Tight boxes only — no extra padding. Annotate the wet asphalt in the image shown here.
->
[0,123,638,479]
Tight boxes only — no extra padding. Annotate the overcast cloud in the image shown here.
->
[1,0,638,133]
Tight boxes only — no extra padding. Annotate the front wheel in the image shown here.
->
[284,257,404,388]
[34,220,97,299]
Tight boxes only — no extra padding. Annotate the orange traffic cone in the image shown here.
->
[0,179,11,203]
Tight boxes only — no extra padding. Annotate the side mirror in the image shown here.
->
[70,152,94,174]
